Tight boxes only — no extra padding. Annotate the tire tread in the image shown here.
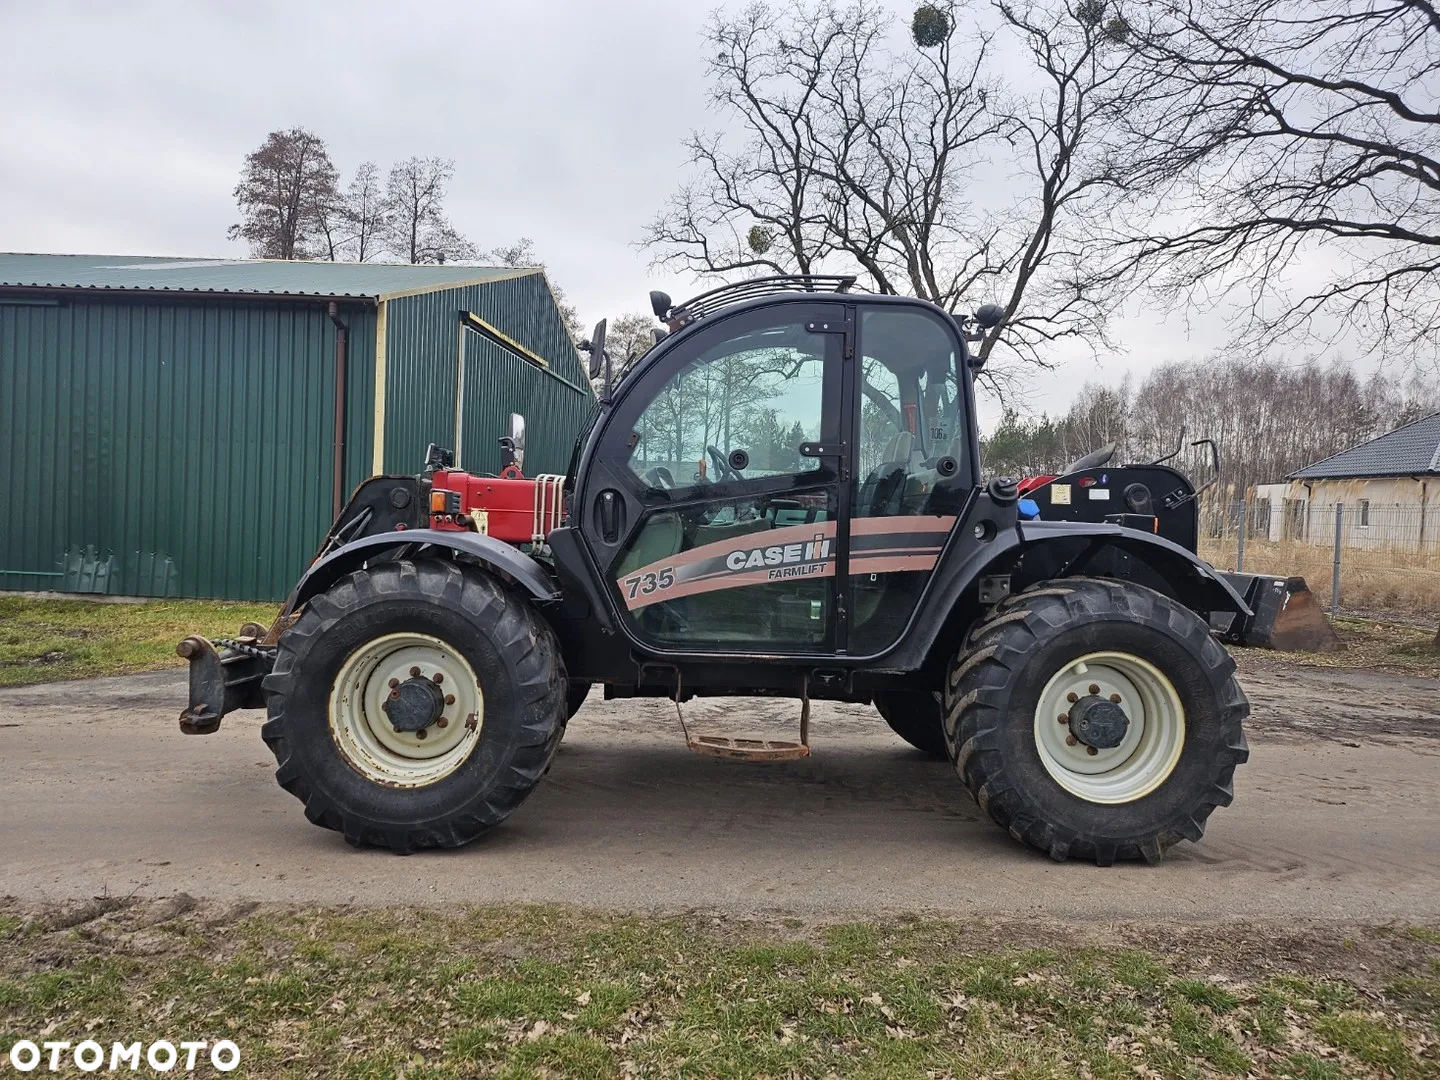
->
[944,578,1250,865]
[260,559,566,854]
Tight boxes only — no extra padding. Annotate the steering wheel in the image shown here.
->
[644,466,674,490]
[706,444,739,482]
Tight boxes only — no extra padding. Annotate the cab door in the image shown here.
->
[580,304,847,654]
[844,303,975,654]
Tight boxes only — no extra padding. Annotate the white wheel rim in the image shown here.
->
[328,632,484,787]
[1032,651,1184,805]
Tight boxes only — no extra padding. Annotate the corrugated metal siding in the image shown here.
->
[0,297,375,600]
[382,272,593,475]
[459,332,592,475]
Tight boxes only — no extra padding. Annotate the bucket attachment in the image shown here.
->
[1266,577,1344,652]
[1214,574,1343,652]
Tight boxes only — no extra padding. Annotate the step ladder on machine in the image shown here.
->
[669,672,812,762]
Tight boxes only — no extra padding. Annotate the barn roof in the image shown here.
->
[0,252,537,302]
[1289,412,1440,479]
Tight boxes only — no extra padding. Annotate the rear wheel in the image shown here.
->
[873,690,948,759]
[945,578,1249,864]
[261,560,566,853]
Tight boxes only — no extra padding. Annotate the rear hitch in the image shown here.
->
[176,634,274,734]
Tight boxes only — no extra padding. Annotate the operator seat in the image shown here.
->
[857,431,914,517]
[613,512,684,578]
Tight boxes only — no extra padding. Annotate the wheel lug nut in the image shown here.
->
[416,728,428,740]
[1058,713,1070,725]
[1065,734,1078,746]
[389,689,400,699]
[1066,692,1078,703]
[1109,693,1121,704]
[388,678,399,689]
[432,672,444,684]
[437,717,448,728]
[444,694,455,705]
[1086,745,1099,756]
[410,666,421,677]
[1088,683,1100,695]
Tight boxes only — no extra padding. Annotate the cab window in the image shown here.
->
[854,307,965,518]
[626,321,826,489]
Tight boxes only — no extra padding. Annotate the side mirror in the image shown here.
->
[586,319,608,380]
[975,303,1004,330]
[508,413,526,471]
[649,291,672,320]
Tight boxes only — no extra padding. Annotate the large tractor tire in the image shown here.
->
[261,559,566,853]
[945,578,1249,865]
[874,690,948,759]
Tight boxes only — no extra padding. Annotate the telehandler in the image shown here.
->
[178,276,1256,864]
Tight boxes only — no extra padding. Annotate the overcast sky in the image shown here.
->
[1,0,1263,428]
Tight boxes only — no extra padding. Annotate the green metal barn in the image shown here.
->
[0,254,593,600]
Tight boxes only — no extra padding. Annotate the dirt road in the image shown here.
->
[1,660,1436,919]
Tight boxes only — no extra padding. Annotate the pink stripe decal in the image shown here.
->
[618,521,837,611]
[615,515,957,611]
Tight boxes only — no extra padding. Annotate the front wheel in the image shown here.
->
[945,578,1249,865]
[261,560,566,853]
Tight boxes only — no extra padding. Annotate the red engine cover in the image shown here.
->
[426,469,565,544]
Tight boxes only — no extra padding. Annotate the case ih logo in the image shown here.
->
[723,533,832,578]
[619,521,839,611]
[616,517,959,612]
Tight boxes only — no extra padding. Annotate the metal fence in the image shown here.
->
[1197,500,1440,620]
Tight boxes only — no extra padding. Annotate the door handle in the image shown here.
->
[595,489,624,543]
[799,442,844,459]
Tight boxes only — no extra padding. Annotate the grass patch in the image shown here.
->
[1313,1013,1417,1076]
[0,596,275,686]
[1172,977,1241,1012]
[1,903,1437,1079]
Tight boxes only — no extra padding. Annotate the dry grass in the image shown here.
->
[1236,617,1440,679]
[3,899,1439,1079]
[1199,538,1440,616]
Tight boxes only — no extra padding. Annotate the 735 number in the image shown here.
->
[622,566,675,600]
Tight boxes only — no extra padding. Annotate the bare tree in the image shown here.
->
[644,0,1142,396]
[343,161,390,262]
[983,357,1439,488]
[228,128,339,259]
[1101,0,1440,363]
[385,157,477,264]
[607,312,662,367]
[313,184,347,261]
[979,0,1141,371]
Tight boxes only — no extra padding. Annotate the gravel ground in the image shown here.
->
[1,657,1436,920]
